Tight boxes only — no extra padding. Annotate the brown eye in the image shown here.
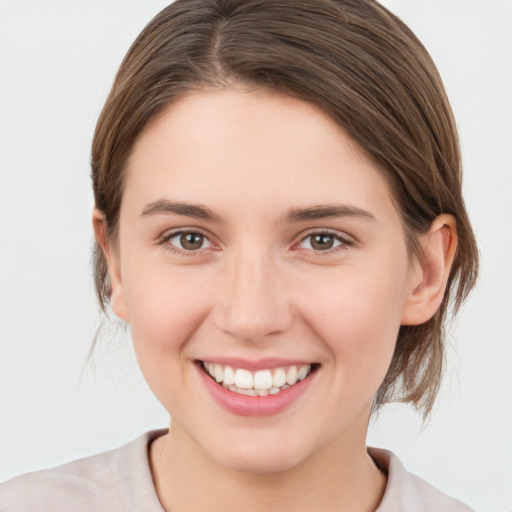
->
[167,231,212,251]
[298,232,346,252]
[310,234,335,250]
[180,233,204,250]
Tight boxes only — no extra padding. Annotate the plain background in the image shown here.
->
[0,1,511,510]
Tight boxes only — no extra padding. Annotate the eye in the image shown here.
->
[166,231,212,252]
[298,232,348,251]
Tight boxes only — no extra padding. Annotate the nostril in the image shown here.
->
[211,263,294,342]
[213,308,294,344]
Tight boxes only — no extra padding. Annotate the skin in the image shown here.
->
[94,85,457,512]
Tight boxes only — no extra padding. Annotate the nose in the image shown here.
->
[212,248,294,343]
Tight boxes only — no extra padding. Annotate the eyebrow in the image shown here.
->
[141,199,375,224]
[141,199,222,222]
[283,204,376,223]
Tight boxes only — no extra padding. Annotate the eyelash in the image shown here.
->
[159,229,214,256]
[296,230,353,255]
[158,229,353,256]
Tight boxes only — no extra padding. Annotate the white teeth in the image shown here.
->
[286,366,298,385]
[235,369,253,389]
[297,365,309,381]
[214,364,223,383]
[272,368,286,388]
[203,361,314,396]
[254,370,273,390]
[223,366,235,386]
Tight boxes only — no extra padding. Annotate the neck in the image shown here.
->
[150,421,386,512]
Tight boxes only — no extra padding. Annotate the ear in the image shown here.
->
[92,208,129,322]
[401,214,458,326]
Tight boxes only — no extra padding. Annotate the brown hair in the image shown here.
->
[91,0,478,417]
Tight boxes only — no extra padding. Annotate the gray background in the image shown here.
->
[1,1,511,510]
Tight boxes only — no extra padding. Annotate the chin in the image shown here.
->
[219,452,303,474]
[205,434,315,475]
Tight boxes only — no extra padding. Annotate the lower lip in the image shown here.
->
[197,364,316,417]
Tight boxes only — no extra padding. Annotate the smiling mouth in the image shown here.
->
[199,361,319,396]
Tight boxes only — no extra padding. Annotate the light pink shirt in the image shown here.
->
[0,429,475,511]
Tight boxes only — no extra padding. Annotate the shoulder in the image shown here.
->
[369,447,475,512]
[0,429,167,512]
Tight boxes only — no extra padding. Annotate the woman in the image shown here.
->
[0,1,480,510]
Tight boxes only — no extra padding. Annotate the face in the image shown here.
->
[107,86,421,473]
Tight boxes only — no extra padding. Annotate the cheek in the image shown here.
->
[122,266,216,412]
[299,262,408,393]
[122,263,212,364]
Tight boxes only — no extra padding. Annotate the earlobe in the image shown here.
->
[401,214,458,326]
[92,208,130,322]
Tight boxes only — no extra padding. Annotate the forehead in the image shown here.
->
[123,86,397,224]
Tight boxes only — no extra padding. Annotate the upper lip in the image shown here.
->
[197,357,317,371]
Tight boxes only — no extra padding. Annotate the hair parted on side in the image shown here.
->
[91,0,478,417]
